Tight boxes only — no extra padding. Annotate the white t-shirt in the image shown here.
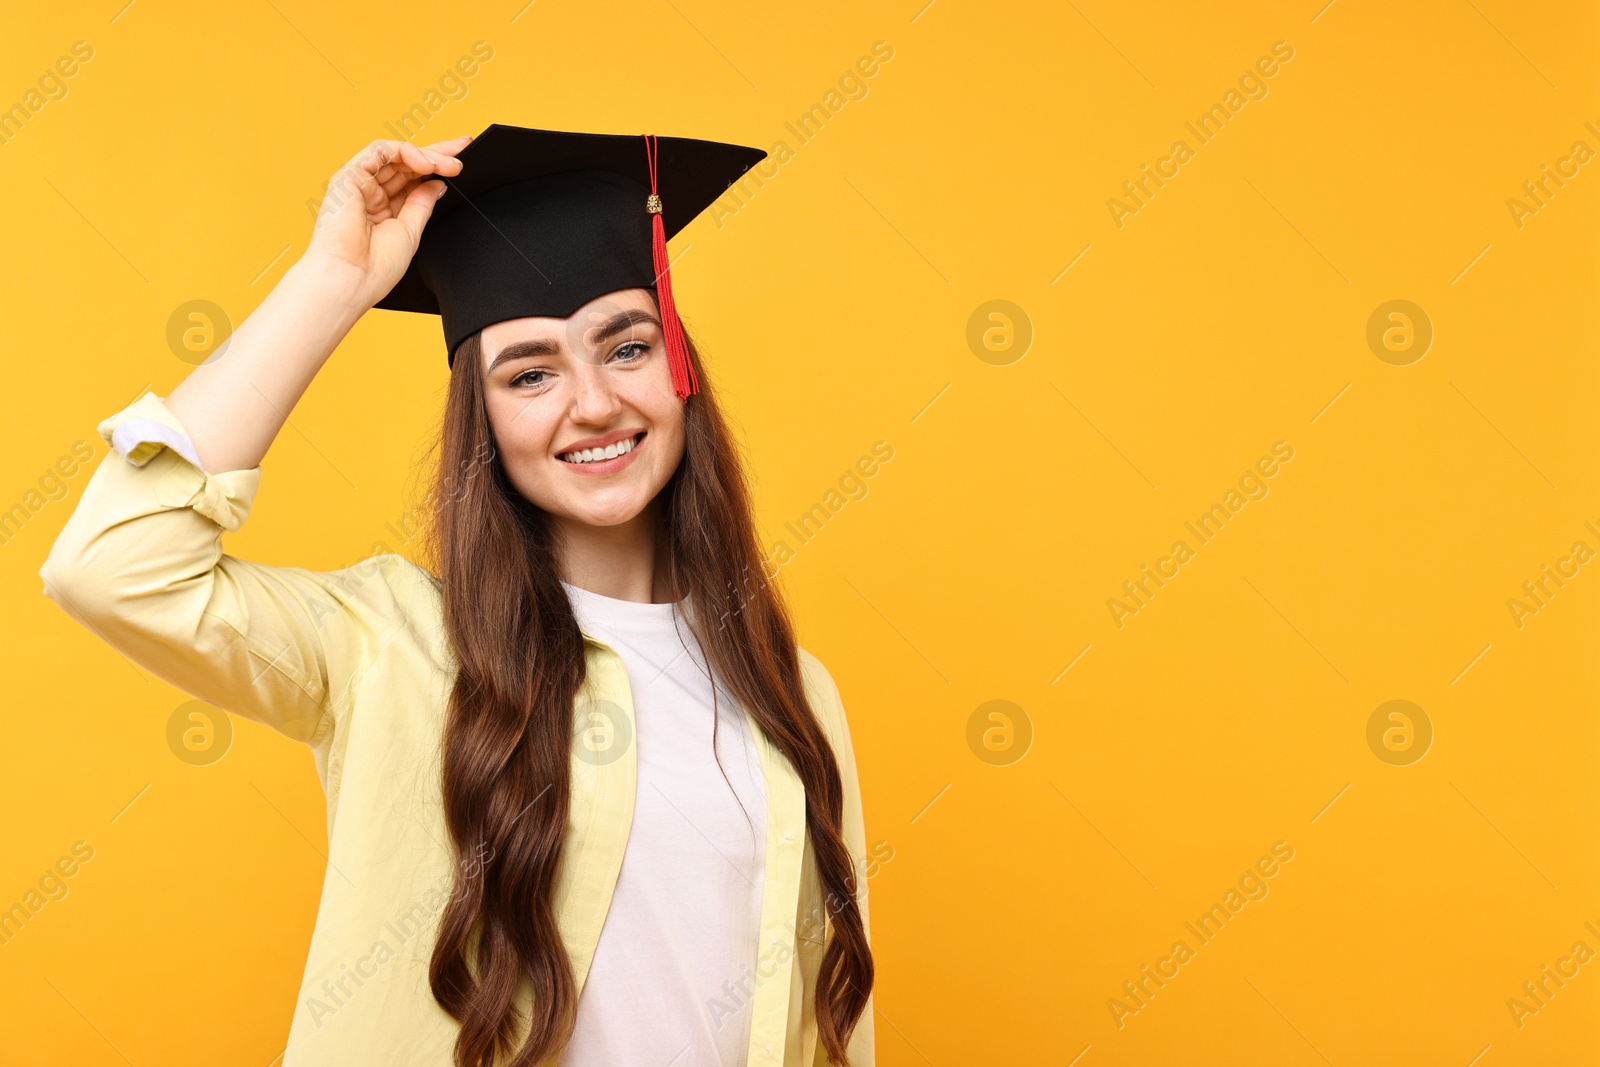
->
[557,580,768,1067]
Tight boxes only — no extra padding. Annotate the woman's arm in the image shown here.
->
[167,137,467,473]
[38,136,468,747]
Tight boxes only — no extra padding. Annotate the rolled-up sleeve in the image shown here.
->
[39,390,374,746]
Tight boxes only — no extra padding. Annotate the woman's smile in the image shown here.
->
[556,430,647,476]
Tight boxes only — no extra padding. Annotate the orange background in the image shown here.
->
[3,1,1598,1063]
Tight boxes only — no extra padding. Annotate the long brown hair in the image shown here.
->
[418,312,873,1066]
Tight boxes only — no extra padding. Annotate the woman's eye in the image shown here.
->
[613,341,650,362]
[510,368,549,388]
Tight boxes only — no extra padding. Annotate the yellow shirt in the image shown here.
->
[38,391,875,1067]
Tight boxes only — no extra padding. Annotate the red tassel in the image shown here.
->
[643,134,699,400]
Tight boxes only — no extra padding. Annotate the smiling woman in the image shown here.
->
[38,124,875,1067]
[471,292,688,539]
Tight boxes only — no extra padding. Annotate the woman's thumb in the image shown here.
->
[397,179,449,243]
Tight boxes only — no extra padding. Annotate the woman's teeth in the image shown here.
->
[559,435,637,465]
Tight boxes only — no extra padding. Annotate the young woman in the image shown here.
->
[40,127,874,1067]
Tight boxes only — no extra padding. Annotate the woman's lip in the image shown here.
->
[557,432,645,476]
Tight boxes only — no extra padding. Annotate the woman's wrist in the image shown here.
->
[284,251,377,332]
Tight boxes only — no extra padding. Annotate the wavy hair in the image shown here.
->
[417,312,873,1065]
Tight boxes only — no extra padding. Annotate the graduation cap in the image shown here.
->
[374,123,767,399]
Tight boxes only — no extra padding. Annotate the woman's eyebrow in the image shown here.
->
[588,308,661,344]
[487,338,560,372]
[486,310,661,373]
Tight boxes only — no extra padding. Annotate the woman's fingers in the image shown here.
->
[352,141,400,179]
[320,137,464,225]
[359,163,396,220]
[393,140,465,180]
[308,135,469,289]
[344,140,444,188]
[379,155,459,210]
[393,178,450,245]
[365,147,463,204]
[392,141,436,177]
[377,167,416,199]
[422,135,474,158]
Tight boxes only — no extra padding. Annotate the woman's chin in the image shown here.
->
[552,498,652,529]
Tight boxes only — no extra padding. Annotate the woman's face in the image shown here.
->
[480,288,686,531]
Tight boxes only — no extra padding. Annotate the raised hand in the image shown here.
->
[306,135,471,311]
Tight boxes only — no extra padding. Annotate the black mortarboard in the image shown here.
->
[374,123,767,397]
